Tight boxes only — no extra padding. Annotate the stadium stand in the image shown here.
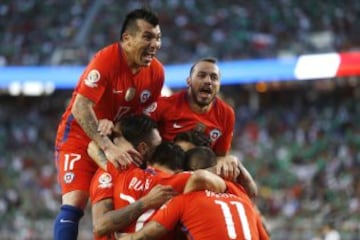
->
[0,0,359,65]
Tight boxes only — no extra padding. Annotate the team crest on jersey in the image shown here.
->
[98,173,113,189]
[140,90,151,103]
[209,129,222,142]
[64,172,75,184]
[84,69,100,88]
[144,102,157,114]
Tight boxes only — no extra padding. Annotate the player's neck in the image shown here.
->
[152,164,175,174]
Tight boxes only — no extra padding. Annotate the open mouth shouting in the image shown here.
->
[198,86,213,99]
[142,51,155,64]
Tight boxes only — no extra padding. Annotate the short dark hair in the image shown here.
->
[119,114,158,147]
[120,8,159,40]
[184,146,216,171]
[189,57,218,76]
[174,130,211,148]
[149,141,185,171]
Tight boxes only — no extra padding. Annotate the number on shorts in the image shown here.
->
[64,153,81,171]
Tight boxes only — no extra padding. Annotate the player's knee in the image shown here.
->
[62,190,89,209]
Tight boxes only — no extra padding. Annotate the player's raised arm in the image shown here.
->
[216,156,257,197]
[183,169,226,194]
[92,184,175,238]
[72,94,141,169]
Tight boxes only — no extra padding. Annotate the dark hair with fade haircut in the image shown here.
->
[119,114,158,147]
[149,141,185,171]
[189,57,218,76]
[120,8,159,40]
[184,146,216,171]
[174,130,211,147]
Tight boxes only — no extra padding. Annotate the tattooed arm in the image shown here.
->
[116,221,168,240]
[72,94,140,169]
[93,199,146,237]
[72,94,114,153]
[88,140,108,170]
[92,198,115,239]
[93,185,176,237]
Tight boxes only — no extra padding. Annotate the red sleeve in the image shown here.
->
[150,196,184,231]
[214,104,235,155]
[89,169,114,204]
[160,172,192,193]
[76,45,117,104]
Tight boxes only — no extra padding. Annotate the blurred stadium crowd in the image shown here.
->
[0,0,359,66]
[0,0,360,239]
[1,85,359,239]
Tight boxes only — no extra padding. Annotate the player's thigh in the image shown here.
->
[55,148,98,196]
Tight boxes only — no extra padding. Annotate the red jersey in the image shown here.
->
[89,162,141,205]
[146,90,235,155]
[89,163,142,240]
[112,167,192,234]
[89,166,120,205]
[225,182,270,240]
[55,42,164,150]
[151,189,265,240]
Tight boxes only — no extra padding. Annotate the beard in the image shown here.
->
[190,88,215,108]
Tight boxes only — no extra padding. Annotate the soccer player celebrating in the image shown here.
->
[117,159,269,240]
[147,57,233,156]
[53,8,164,240]
[89,114,176,240]
[145,57,239,179]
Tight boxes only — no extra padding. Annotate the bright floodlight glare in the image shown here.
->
[44,82,55,95]
[22,81,44,96]
[8,82,21,96]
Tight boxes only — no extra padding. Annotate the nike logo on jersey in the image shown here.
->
[173,123,183,129]
[60,219,75,223]
[113,89,123,94]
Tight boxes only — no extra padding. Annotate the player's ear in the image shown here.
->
[137,142,148,156]
[122,32,131,43]
[186,77,192,87]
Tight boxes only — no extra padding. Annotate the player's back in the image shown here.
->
[163,190,261,240]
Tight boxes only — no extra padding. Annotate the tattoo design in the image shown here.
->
[111,201,145,227]
[97,148,108,165]
[76,97,99,139]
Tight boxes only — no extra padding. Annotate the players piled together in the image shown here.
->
[53,8,270,240]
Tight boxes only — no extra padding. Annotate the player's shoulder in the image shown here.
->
[150,57,165,71]
[214,97,235,114]
[157,90,183,104]
[94,168,110,178]
[95,42,119,56]
[163,90,185,101]
[90,42,120,69]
